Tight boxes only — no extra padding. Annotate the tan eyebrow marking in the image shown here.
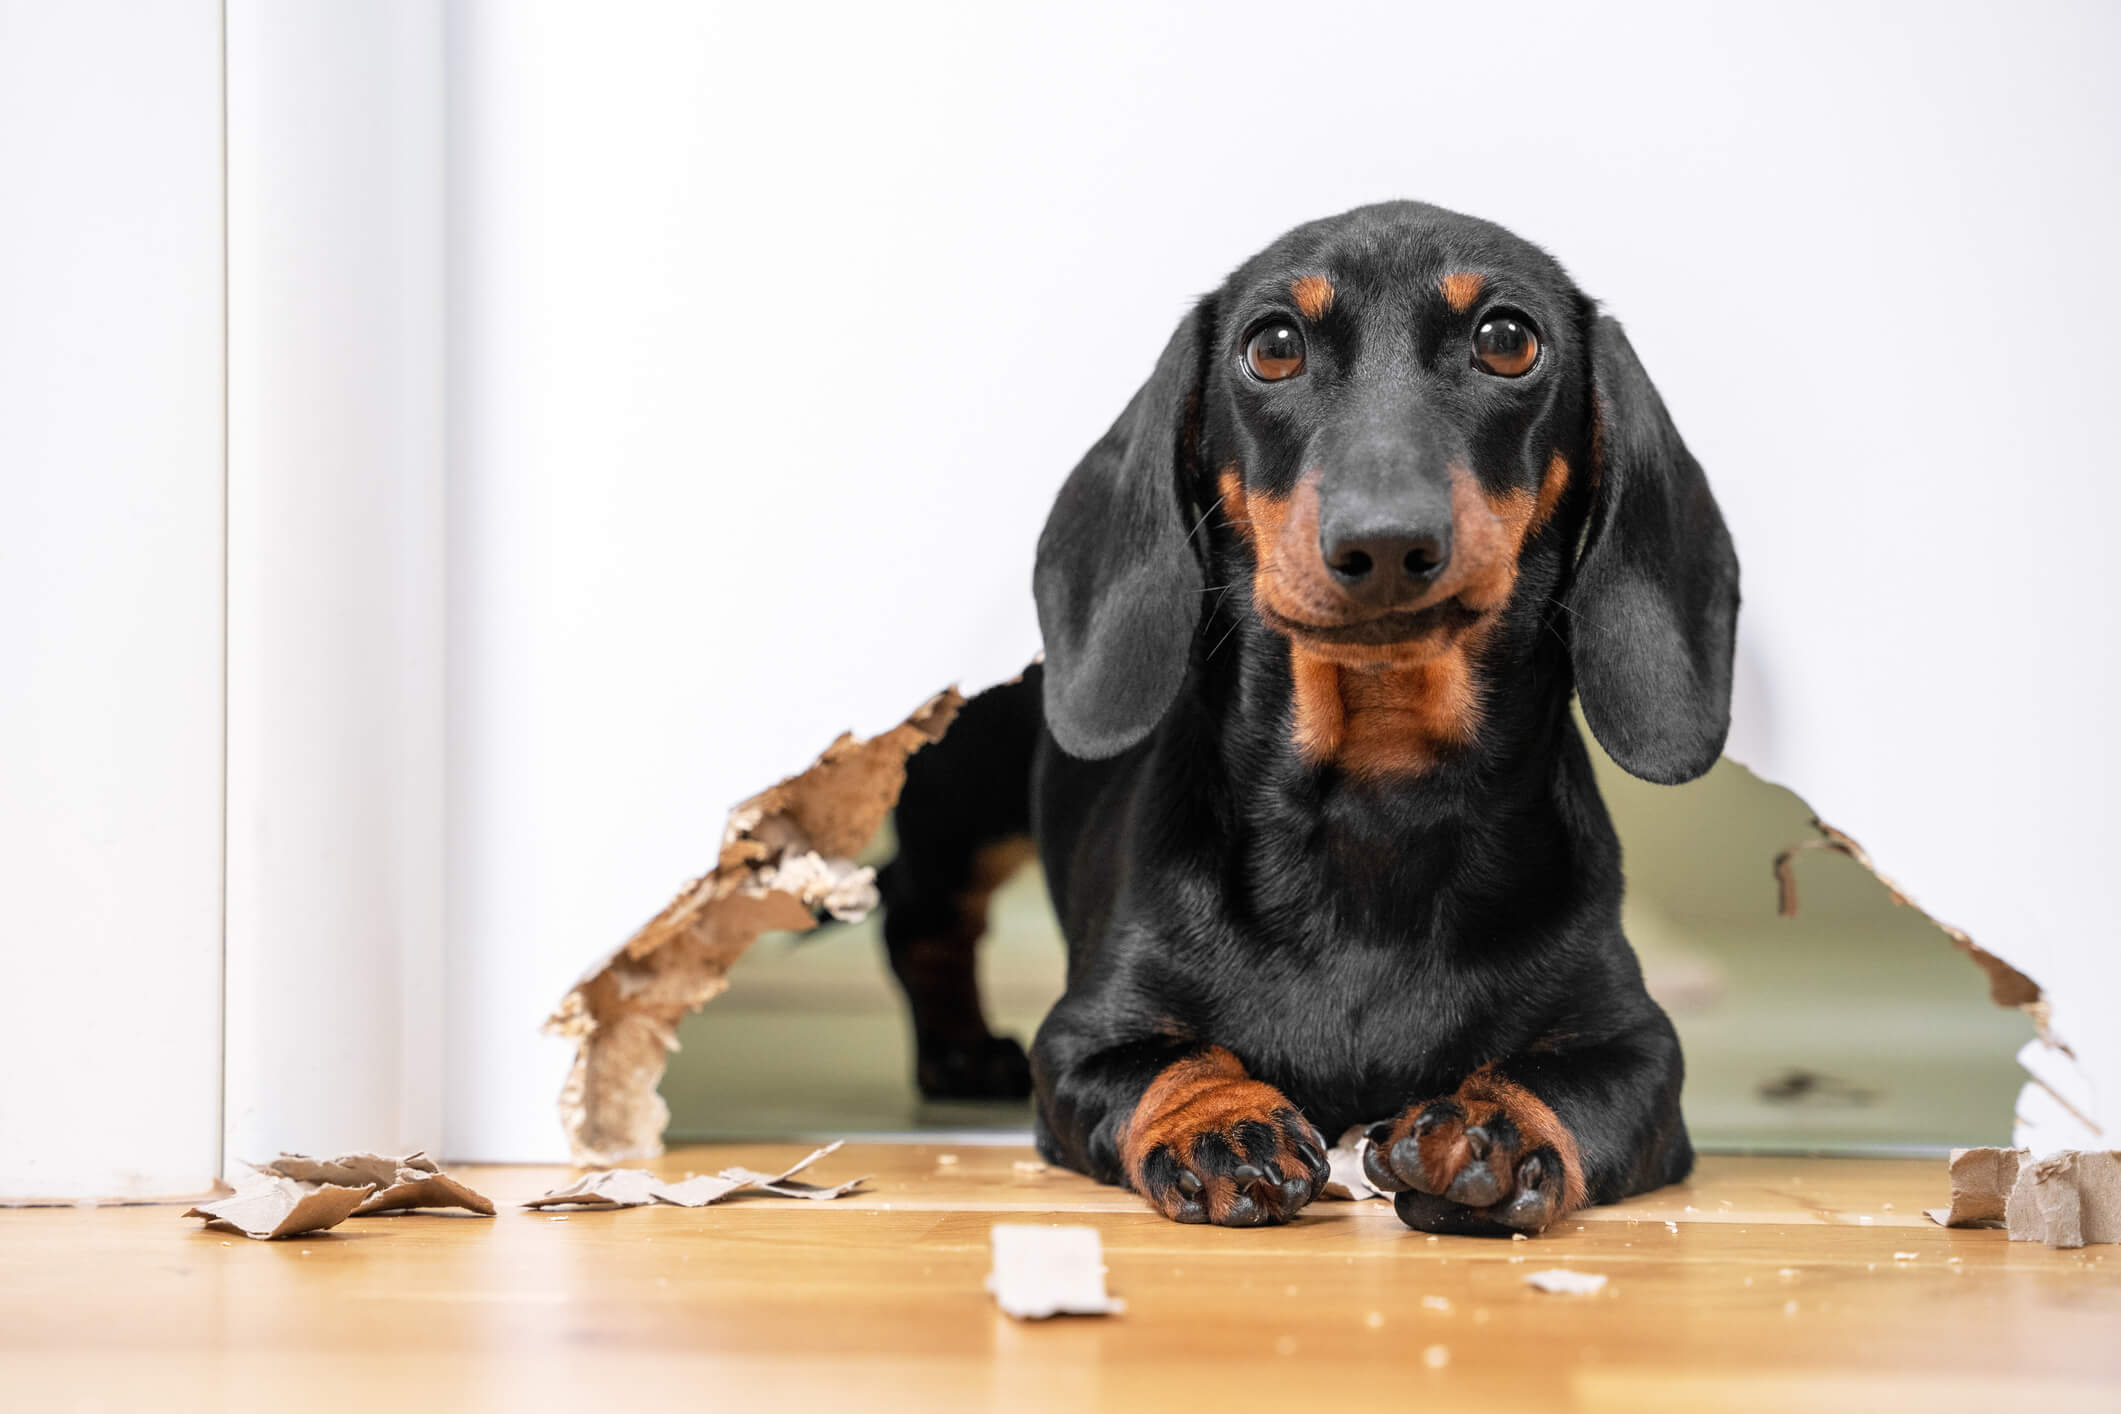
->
[1289,275,1335,321]
[1439,271,1485,313]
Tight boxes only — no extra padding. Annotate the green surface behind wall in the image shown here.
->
[661,746,2028,1153]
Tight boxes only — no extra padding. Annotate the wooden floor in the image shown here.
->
[4,1145,2116,1412]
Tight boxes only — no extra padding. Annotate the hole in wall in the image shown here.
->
[625,701,2033,1157]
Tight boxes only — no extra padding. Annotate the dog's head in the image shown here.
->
[1034,201,1739,785]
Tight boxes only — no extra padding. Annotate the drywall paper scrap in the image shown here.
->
[546,689,963,1166]
[186,1177,375,1240]
[525,1143,869,1210]
[522,1169,666,1210]
[646,1173,750,1206]
[653,1142,869,1206]
[986,1224,1126,1320]
[1525,1269,1608,1295]
[1323,1124,1384,1201]
[260,1151,496,1217]
[2005,1150,2121,1249]
[1925,1146,2022,1229]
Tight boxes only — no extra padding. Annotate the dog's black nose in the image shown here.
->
[1321,521,1452,606]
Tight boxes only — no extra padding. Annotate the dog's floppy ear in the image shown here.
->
[1565,314,1741,785]
[1034,299,1214,759]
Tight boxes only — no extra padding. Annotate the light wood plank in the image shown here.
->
[2,1146,2114,1412]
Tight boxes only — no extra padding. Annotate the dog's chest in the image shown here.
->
[1198,920,1498,1124]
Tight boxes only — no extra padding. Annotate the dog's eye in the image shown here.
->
[1245,324,1307,382]
[1472,314,1539,377]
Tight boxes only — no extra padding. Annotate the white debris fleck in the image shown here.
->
[1420,1295,1453,1313]
[1423,1344,1450,1369]
[1365,1310,1384,1329]
[1892,1251,1918,1261]
[1525,1269,1608,1295]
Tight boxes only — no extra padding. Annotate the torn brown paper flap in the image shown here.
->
[986,1224,1126,1319]
[259,1151,496,1216]
[186,1178,375,1240]
[546,691,963,1166]
[524,1142,868,1210]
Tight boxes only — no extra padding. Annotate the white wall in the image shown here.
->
[1,0,2107,1181]
[221,0,446,1171]
[445,0,2119,1159]
[0,1,227,1195]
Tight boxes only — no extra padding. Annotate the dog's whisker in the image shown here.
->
[1182,498,1223,547]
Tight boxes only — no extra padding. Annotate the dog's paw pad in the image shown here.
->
[1134,1101,1328,1227]
[1362,1079,1582,1235]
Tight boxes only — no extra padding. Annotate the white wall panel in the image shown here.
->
[0,1,227,1196]
[222,0,445,1171]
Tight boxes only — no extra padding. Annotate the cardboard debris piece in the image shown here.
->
[258,1151,497,1216]
[1525,1269,1608,1295]
[523,1141,868,1210]
[2005,1150,2121,1248]
[186,1177,376,1240]
[1323,1124,1386,1201]
[545,691,963,1166]
[1925,1146,2021,1229]
[986,1224,1126,1319]
[1926,1146,2121,1247]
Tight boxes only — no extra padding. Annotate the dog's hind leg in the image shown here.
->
[877,672,1043,1100]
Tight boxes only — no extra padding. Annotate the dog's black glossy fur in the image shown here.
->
[879,201,1738,1234]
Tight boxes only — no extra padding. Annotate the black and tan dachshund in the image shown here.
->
[879,200,1739,1235]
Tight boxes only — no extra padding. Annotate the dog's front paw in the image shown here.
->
[1362,1068,1587,1235]
[1123,1047,1328,1226]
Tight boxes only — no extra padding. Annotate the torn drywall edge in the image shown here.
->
[1771,814,2043,1011]
[554,700,2080,1166]
[545,688,964,1166]
[1760,800,2098,1151]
